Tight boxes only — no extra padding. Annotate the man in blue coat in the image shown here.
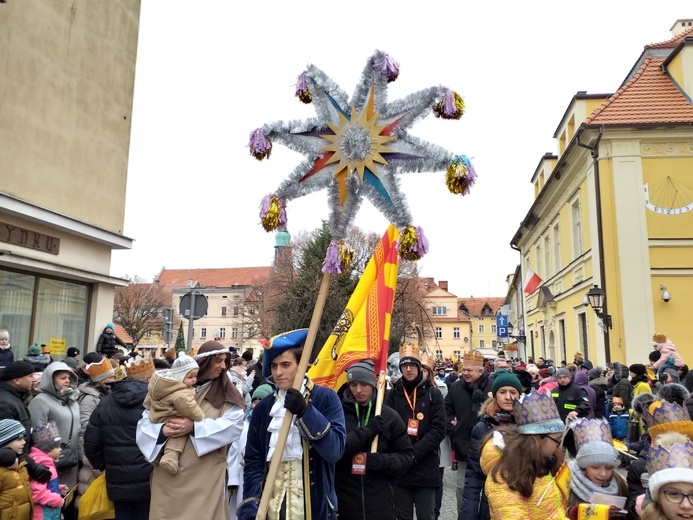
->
[238,329,346,520]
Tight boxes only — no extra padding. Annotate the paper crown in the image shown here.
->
[32,421,60,446]
[647,439,693,474]
[653,332,667,344]
[124,355,155,380]
[512,391,564,434]
[113,365,128,382]
[463,351,484,367]
[420,352,434,372]
[643,400,693,438]
[571,418,613,452]
[163,347,176,360]
[84,358,115,382]
[399,343,420,362]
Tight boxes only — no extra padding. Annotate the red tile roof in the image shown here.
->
[645,26,693,49]
[156,267,273,290]
[114,323,134,344]
[457,297,505,318]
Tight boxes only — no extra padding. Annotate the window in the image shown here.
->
[454,350,461,360]
[553,222,561,273]
[221,307,227,316]
[145,331,151,339]
[558,319,567,363]
[571,197,582,257]
[453,327,460,339]
[435,327,442,339]
[232,327,238,339]
[577,312,589,360]
[535,242,542,278]
[478,324,485,334]
[432,306,447,316]
[233,307,239,316]
[219,327,226,339]
[544,234,551,278]
[479,340,485,349]
[491,325,497,334]
[200,328,207,339]
[435,350,443,362]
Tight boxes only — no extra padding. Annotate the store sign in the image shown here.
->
[0,222,60,255]
[49,338,67,355]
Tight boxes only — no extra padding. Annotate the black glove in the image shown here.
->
[365,452,384,472]
[22,454,52,484]
[0,448,17,468]
[365,415,385,439]
[284,388,308,417]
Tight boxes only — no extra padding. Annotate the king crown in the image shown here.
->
[647,440,693,474]
[85,358,113,378]
[642,400,690,428]
[512,391,561,426]
[125,355,154,376]
[463,351,484,363]
[653,332,667,343]
[572,419,613,452]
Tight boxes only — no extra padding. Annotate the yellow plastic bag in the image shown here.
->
[78,473,115,520]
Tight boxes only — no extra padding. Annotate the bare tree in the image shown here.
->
[389,262,435,354]
[113,277,171,344]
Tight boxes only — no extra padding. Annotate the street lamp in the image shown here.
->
[506,323,526,343]
[585,284,612,329]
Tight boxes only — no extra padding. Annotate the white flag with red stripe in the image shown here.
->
[523,268,542,294]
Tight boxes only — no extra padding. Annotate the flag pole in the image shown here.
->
[256,272,332,520]
[370,370,387,453]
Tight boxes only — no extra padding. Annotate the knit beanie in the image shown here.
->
[0,361,35,382]
[526,364,539,375]
[539,368,551,379]
[252,384,274,401]
[588,368,601,381]
[576,440,620,469]
[0,419,26,447]
[63,357,78,370]
[27,343,42,357]
[399,355,421,369]
[629,363,647,377]
[555,368,571,379]
[581,360,594,371]
[169,353,199,382]
[106,323,115,331]
[32,421,61,453]
[66,347,80,358]
[82,352,103,365]
[347,359,377,388]
[492,370,522,396]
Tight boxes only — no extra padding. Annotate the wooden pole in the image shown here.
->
[256,272,332,520]
[370,370,387,453]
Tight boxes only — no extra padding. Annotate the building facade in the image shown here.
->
[420,279,471,362]
[0,1,140,358]
[511,20,693,367]
[458,297,506,353]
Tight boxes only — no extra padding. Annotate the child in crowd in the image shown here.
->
[0,419,32,520]
[0,329,14,370]
[144,353,204,475]
[652,333,685,377]
[608,397,630,441]
[29,422,66,520]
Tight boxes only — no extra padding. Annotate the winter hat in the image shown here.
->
[66,347,80,358]
[547,365,556,375]
[63,357,78,370]
[525,364,539,375]
[572,419,619,469]
[399,343,421,369]
[261,329,308,378]
[0,419,26,446]
[633,392,657,416]
[629,364,647,376]
[106,323,115,331]
[82,352,102,365]
[492,371,522,396]
[32,421,61,453]
[241,351,253,362]
[346,359,377,388]
[539,368,551,379]
[0,361,35,382]
[588,368,601,381]
[169,353,199,382]
[84,358,115,383]
[555,368,571,379]
[252,384,274,401]
[580,360,593,371]
[658,383,691,407]
[27,343,42,357]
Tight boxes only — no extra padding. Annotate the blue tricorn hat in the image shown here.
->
[263,329,309,378]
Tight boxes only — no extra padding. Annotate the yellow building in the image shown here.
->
[458,297,506,353]
[511,20,693,367]
[0,2,140,358]
[421,279,471,362]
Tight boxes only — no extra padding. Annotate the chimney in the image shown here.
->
[663,21,693,101]
[671,19,693,37]
[439,280,448,291]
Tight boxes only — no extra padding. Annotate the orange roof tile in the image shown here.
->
[113,323,134,344]
[457,297,505,318]
[583,56,693,126]
[156,267,273,290]
[646,26,693,49]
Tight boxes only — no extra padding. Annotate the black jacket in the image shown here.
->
[445,372,492,460]
[83,379,152,502]
[0,382,32,448]
[552,381,590,421]
[385,376,446,488]
[0,349,14,370]
[612,376,633,411]
[335,388,413,520]
[95,328,127,357]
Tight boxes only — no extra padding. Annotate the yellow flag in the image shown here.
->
[554,461,571,508]
[308,225,399,390]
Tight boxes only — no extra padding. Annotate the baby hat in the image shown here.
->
[169,352,199,382]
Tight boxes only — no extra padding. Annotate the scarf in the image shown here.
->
[0,343,10,351]
[568,460,618,502]
[55,386,80,402]
[267,382,305,462]
[401,371,423,392]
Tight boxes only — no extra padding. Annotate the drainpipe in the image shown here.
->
[577,126,611,363]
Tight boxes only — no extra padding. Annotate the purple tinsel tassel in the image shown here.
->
[248,129,272,160]
[295,72,312,103]
[259,194,271,217]
[443,89,456,118]
[322,241,343,274]
[460,156,477,195]
[412,226,429,257]
[376,53,399,82]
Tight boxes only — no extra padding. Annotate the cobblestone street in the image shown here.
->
[438,467,458,519]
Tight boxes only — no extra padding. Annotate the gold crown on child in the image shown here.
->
[643,400,693,438]
[512,391,563,434]
[647,439,693,474]
[124,355,155,380]
[571,418,613,453]
[653,332,667,344]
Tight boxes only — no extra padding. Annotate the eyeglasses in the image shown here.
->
[662,490,693,505]
[545,435,562,446]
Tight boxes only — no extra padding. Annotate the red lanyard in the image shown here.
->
[404,387,417,416]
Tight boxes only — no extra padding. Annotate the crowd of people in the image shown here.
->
[0,324,692,520]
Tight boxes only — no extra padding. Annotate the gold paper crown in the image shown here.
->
[420,352,435,372]
[399,342,420,362]
[124,355,155,380]
[463,351,484,366]
[163,347,176,360]
[113,365,128,382]
[571,419,614,453]
[188,347,198,358]
[643,400,693,438]
[84,358,114,380]
[647,439,693,474]
[653,332,667,344]
[512,391,564,434]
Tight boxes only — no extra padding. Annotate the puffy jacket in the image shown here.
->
[551,381,590,422]
[611,374,633,410]
[83,379,152,502]
[608,411,629,440]
[385,376,446,488]
[28,447,62,520]
[335,388,413,520]
[0,460,32,520]
[0,382,32,448]
[653,340,684,369]
[0,348,14,370]
[95,328,126,357]
[445,372,492,460]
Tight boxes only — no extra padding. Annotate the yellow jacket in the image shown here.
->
[0,461,32,520]
[481,440,567,520]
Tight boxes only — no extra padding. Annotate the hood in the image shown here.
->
[658,340,677,352]
[574,371,589,387]
[29,446,56,466]
[77,382,103,399]
[147,372,188,400]
[111,379,148,408]
[39,362,78,397]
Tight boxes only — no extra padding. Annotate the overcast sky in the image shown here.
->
[111,1,691,297]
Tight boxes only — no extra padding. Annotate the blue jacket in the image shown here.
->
[0,348,14,370]
[609,411,629,440]
[239,379,346,520]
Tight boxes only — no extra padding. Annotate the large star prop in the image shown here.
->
[250,50,475,269]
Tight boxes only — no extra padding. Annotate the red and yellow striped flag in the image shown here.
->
[308,224,399,390]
